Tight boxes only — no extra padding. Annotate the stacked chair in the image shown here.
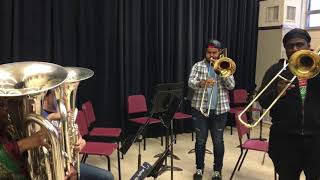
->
[82,101,122,144]
[76,110,122,180]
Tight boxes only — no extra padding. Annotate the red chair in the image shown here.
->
[229,89,262,113]
[229,89,262,134]
[230,111,273,180]
[76,110,121,180]
[127,94,162,150]
[82,101,122,139]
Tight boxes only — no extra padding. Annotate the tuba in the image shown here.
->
[0,61,68,180]
[54,67,94,178]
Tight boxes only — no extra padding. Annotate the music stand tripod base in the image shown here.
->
[187,148,213,154]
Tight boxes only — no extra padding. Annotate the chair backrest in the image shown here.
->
[128,95,148,114]
[82,101,96,126]
[232,89,248,104]
[235,111,250,139]
[76,110,89,136]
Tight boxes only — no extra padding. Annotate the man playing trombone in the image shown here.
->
[259,28,320,180]
[188,39,235,180]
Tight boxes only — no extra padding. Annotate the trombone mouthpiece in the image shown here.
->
[209,57,216,65]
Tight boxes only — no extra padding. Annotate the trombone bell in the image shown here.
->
[288,49,320,79]
[213,57,236,78]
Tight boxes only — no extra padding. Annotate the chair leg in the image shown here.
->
[238,150,248,171]
[274,168,277,180]
[117,146,121,180]
[118,141,124,159]
[261,152,266,165]
[230,151,243,180]
[174,120,177,144]
[80,154,86,163]
[191,131,194,141]
[106,156,111,171]
[143,138,146,150]
[81,154,88,163]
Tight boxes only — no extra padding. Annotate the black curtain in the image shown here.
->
[0,0,259,129]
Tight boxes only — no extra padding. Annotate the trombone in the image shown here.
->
[200,49,236,116]
[238,47,320,128]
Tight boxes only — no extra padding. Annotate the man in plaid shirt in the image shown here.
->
[188,40,235,180]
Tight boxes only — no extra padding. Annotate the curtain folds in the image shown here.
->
[0,0,260,129]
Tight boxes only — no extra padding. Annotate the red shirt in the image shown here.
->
[0,134,28,177]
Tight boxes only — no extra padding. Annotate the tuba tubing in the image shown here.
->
[25,114,65,180]
[56,99,71,172]
[55,67,94,179]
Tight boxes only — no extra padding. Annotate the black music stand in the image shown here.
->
[120,121,150,169]
[129,139,176,180]
[150,91,182,180]
[152,82,184,158]
[147,138,176,179]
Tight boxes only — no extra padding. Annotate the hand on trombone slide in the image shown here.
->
[277,77,295,97]
[199,78,215,88]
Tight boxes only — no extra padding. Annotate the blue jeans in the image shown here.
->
[80,163,114,180]
[192,108,227,171]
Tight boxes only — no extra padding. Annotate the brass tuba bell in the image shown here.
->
[54,67,94,178]
[0,61,68,180]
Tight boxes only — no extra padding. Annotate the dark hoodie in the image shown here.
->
[258,58,320,135]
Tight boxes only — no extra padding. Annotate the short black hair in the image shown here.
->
[283,28,311,46]
[206,39,222,49]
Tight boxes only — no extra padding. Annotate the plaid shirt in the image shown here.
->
[188,59,235,115]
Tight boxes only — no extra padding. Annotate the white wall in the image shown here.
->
[283,0,303,28]
[256,29,283,87]
[256,0,314,88]
[309,30,320,49]
[259,0,284,27]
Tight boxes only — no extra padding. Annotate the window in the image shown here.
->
[266,6,279,22]
[307,0,320,28]
[287,6,296,21]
